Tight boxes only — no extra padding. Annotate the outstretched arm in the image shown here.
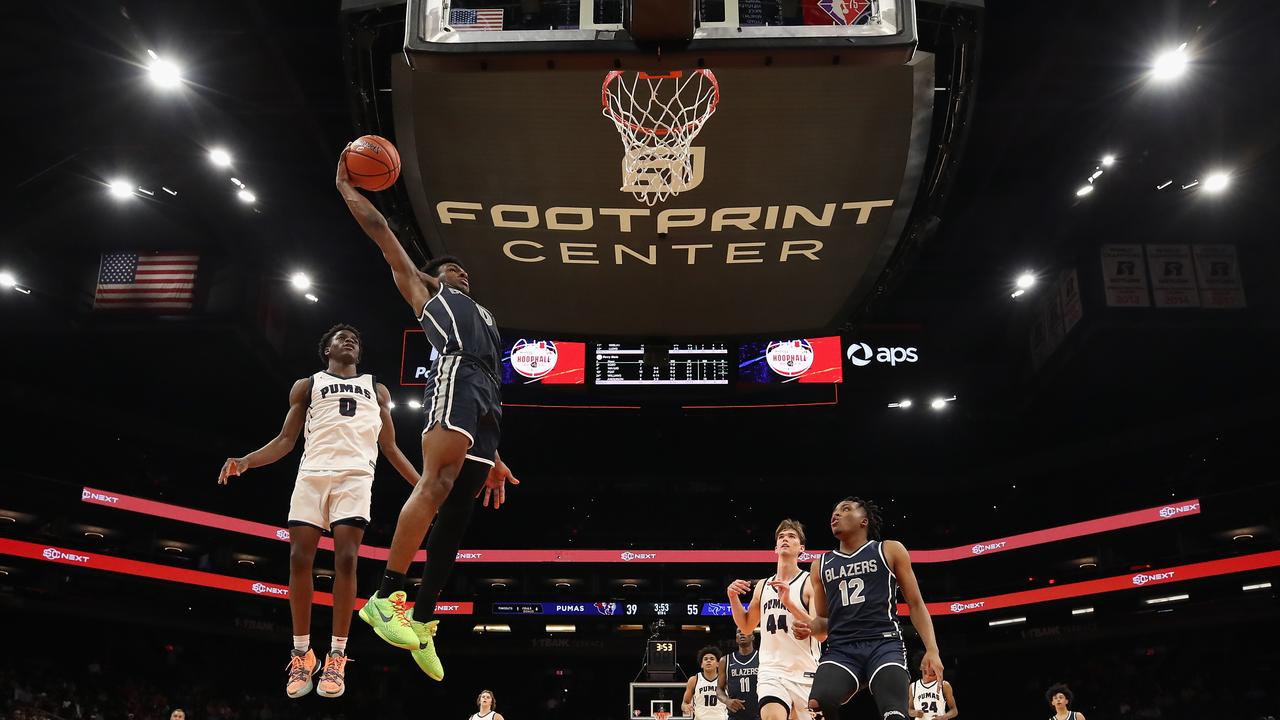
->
[727,578,762,638]
[682,675,697,715]
[792,557,829,641]
[886,540,943,681]
[940,681,958,720]
[218,378,309,483]
[376,383,419,486]
[335,150,436,313]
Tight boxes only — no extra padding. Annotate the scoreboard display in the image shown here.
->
[594,343,730,385]
[491,601,732,616]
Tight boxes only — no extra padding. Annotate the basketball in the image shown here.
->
[344,135,401,191]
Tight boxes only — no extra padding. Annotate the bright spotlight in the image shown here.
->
[1101,154,1116,167]
[237,189,256,204]
[304,293,319,303]
[930,398,947,410]
[408,399,423,409]
[387,401,397,410]
[1075,184,1094,197]
[1015,272,1036,290]
[899,399,912,409]
[1203,171,1230,193]
[1151,44,1188,81]
[209,148,232,167]
[290,272,311,291]
[108,179,135,199]
[0,271,15,289]
[147,55,183,89]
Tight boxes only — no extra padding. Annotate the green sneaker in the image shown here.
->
[409,614,444,681]
[357,591,418,650]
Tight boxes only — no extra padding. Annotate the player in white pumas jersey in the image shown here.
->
[469,689,505,720]
[909,665,956,720]
[727,520,821,720]
[685,646,729,720]
[219,324,418,700]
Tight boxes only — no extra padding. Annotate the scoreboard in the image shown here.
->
[491,601,733,616]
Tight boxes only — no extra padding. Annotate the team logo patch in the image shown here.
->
[818,0,872,24]
[509,339,558,379]
[766,340,815,377]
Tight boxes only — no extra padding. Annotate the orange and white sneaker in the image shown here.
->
[316,651,351,698]
[285,648,318,698]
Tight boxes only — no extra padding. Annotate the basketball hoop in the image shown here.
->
[601,69,720,205]
[654,711,672,720]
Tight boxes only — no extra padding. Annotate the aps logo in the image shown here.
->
[846,342,919,368]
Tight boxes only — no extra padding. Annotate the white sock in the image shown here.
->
[331,636,348,654]
[293,635,310,653]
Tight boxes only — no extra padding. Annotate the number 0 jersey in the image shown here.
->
[298,372,381,473]
[819,540,902,644]
[759,572,821,675]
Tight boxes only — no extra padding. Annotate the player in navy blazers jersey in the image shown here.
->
[718,629,761,720]
[1046,684,1086,720]
[336,151,520,682]
[775,498,943,720]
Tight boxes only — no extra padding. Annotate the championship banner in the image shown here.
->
[1146,244,1200,308]
[1100,245,1151,308]
[1192,245,1247,309]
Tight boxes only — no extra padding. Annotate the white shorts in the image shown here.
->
[288,469,373,530]
[757,669,815,719]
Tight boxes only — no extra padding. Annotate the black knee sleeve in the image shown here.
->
[868,664,911,720]
[810,664,860,720]
[413,459,490,616]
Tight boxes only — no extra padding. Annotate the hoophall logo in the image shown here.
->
[43,547,91,563]
[1131,571,1175,586]
[846,342,919,367]
[1158,503,1199,519]
[509,339,559,380]
[766,340,815,378]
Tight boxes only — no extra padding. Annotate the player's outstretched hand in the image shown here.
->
[726,698,746,712]
[217,457,246,485]
[726,579,753,599]
[920,649,944,683]
[792,618,812,640]
[682,703,694,716]
[479,456,520,509]
[335,144,353,189]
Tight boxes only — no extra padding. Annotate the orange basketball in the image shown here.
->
[344,135,401,191]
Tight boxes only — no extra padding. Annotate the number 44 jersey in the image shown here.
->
[298,372,382,473]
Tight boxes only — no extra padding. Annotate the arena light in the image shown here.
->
[1242,582,1271,592]
[314,573,333,580]
[887,399,913,409]
[1075,184,1094,197]
[1071,607,1094,615]
[237,189,257,204]
[162,186,178,196]
[1233,534,1254,541]
[1101,154,1116,167]
[1156,180,1173,190]
[146,51,183,89]
[236,559,256,566]
[682,625,711,632]
[387,401,397,410]
[407,399,423,410]
[473,624,512,633]
[1202,171,1230,193]
[930,396,955,411]
[304,293,319,303]
[1151,43,1188,82]
[108,179,136,199]
[83,531,104,539]
[1143,593,1189,605]
[209,148,232,168]
[1181,180,1200,190]
[1015,272,1036,290]
[617,624,646,631]
[0,271,17,289]
[988,617,1026,627]
[1010,289,1025,299]
[546,624,576,633]
[289,272,311,291]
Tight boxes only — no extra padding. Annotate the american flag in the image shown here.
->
[449,8,504,31]
[94,252,199,311]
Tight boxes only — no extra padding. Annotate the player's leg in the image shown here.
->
[759,673,794,720]
[405,457,489,679]
[285,522,323,698]
[866,664,911,720]
[359,425,469,648]
[317,519,364,698]
[808,663,860,720]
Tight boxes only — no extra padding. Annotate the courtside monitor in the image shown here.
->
[393,0,941,336]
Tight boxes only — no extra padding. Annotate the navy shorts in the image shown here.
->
[818,636,908,696]
[422,356,502,467]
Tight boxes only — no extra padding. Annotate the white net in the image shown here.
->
[601,69,720,205]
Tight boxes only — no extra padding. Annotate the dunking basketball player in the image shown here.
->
[718,630,760,720]
[727,520,821,720]
[217,324,419,699]
[684,646,728,720]
[908,665,956,720]
[335,151,519,680]
[781,498,942,720]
